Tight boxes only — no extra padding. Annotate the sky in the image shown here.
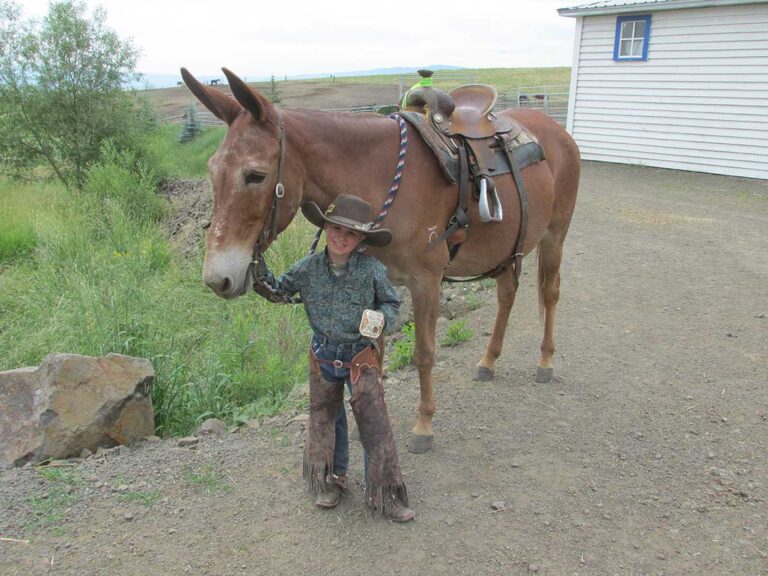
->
[16,0,578,79]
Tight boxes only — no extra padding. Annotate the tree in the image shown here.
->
[268,74,281,104]
[178,102,202,143]
[0,0,151,189]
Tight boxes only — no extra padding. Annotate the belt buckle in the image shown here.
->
[333,360,344,369]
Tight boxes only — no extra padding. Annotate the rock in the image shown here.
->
[80,448,93,459]
[245,419,261,430]
[195,418,227,436]
[490,501,506,511]
[0,353,155,468]
[178,436,200,447]
[287,414,309,425]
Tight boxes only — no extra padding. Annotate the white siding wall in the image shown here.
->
[568,3,768,179]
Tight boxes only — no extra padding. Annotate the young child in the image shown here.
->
[254,194,414,522]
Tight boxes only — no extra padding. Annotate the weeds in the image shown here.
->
[0,128,313,437]
[183,464,230,494]
[117,490,161,507]
[387,322,415,371]
[441,319,473,347]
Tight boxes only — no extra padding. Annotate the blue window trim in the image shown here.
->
[613,15,651,61]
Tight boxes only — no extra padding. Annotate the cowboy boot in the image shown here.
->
[348,347,413,522]
[303,350,344,496]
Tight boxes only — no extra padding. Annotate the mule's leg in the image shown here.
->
[406,277,441,454]
[474,269,519,381]
[535,233,564,383]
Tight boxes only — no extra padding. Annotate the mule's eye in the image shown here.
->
[244,170,266,186]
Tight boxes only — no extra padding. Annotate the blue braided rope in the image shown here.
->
[372,114,408,229]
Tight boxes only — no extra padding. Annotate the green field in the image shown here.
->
[297,66,571,92]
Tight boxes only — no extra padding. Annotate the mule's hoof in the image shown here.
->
[407,434,434,454]
[473,367,495,381]
[535,366,554,383]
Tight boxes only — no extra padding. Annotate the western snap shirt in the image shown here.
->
[260,249,401,344]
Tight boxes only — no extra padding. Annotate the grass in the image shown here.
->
[387,322,416,371]
[183,463,230,494]
[15,467,83,531]
[0,128,314,437]
[145,124,227,179]
[117,490,161,507]
[441,319,474,347]
[293,66,571,95]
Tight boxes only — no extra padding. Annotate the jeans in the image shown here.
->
[310,334,370,481]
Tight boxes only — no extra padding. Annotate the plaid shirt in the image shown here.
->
[261,249,401,344]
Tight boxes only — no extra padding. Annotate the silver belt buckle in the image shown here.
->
[359,309,385,339]
[333,360,344,369]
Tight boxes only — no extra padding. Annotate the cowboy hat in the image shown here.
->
[302,194,392,247]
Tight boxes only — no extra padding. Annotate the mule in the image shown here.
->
[181,67,580,453]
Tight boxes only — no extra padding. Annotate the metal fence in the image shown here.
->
[495,84,570,127]
[166,82,570,127]
[166,110,224,126]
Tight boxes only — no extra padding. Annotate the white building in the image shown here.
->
[559,0,768,179]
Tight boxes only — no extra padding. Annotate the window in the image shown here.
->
[614,15,651,61]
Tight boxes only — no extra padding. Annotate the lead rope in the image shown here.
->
[307,114,409,256]
[372,114,408,230]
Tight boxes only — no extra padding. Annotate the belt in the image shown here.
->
[314,357,353,369]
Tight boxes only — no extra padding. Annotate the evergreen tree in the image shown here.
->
[178,102,203,143]
[268,74,281,104]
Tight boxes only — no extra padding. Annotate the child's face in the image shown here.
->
[325,224,364,262]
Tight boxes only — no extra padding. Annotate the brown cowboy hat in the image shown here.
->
[302,194,392,247]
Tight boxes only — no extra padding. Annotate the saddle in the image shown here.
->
[399,74,545,280]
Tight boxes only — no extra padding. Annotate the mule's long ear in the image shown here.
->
[180,67,242,124]
[222,67,277,125]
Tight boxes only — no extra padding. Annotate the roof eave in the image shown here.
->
[558,0,767,17]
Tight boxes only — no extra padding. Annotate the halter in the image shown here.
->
[250,113,296,302]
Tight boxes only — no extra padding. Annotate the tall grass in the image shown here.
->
[144,124,227,179]
[0,129,313,436]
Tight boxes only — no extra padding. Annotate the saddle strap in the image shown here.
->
[443,136,530,283]
[427,141,471,255]
[504,136,529,281]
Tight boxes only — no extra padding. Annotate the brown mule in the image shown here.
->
[181,67,580,454]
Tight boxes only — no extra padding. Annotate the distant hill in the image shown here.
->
[137,65,465,90]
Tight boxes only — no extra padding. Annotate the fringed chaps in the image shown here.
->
[303,351,344,495]
[348,346,409,516]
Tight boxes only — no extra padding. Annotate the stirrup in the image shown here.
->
[478,177,503,223]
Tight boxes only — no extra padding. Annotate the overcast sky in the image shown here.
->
[17,0,578,78]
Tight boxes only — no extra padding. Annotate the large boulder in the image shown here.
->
[0,353,154,468]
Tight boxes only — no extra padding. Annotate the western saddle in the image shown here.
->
[399,71,545,281]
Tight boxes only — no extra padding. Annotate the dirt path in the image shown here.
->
[2,162,767,575]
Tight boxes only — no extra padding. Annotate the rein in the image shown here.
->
[250,113,300,304]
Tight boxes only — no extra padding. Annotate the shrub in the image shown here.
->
[441,319,473,347]
[387,322,415,371]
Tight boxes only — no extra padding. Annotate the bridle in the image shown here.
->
[250,113,286,279]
